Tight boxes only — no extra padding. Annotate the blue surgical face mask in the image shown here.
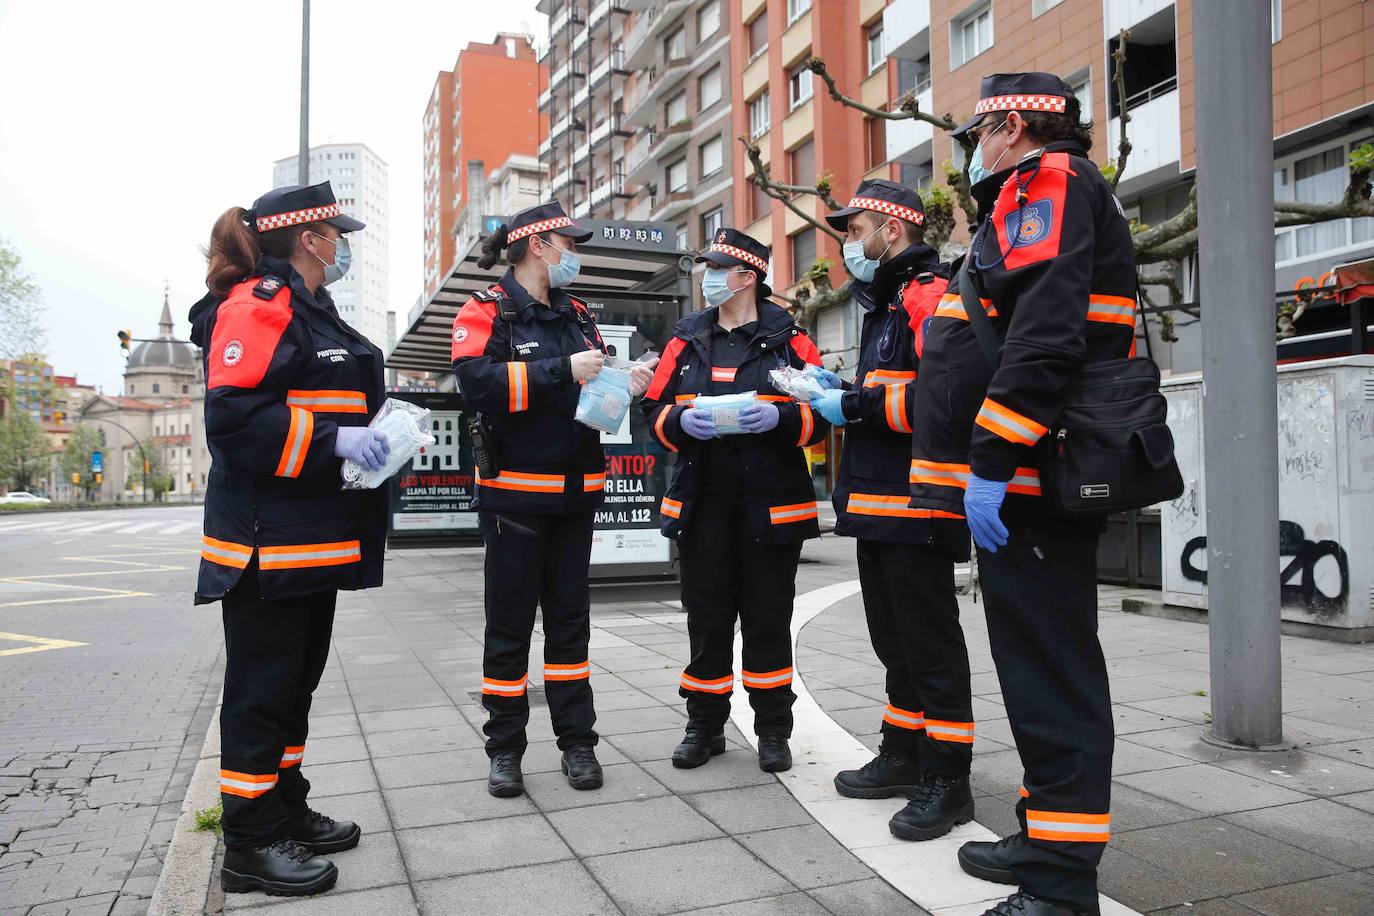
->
[842,223,893,283]
[313,233,352,286]
[967,119,1010,187]
[701,268,737,307]
[538,241,581,288]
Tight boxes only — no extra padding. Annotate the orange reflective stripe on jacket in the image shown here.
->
[477,470,566,493]
[864,369,916,388]
[925,718,975,744]
[508,362,529,412]
[741,667,793,689]
[258,540,362,570]
[544,661,591,681]
[482,674,528,696]
[285,389,369,414]
[1086,294,1137,327]
[885,383,912,433]
[883,704,925,731]
[653,405,678,452]
[846,493,963,520]
[279,745,305,768]
[274,406,313,478]
[220,769,277,798]
[680,672,734,694]
[202,535,253,569]
[769,501,818,524]
[660,497,683,519]
[583,473,607,492]
[976,398,1049,447]
[1025,809,1111,843]
[933,293,999,320]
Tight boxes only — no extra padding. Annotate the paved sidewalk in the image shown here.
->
[802,579,1374,915]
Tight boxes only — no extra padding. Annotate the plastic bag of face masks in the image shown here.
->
[341,398,437,490]
[691,391,759,436]
[574,352,659,434]
[768,365,831,402]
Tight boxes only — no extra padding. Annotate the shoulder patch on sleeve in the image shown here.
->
[207,296,294,389]
[992,164,1069,271]
[788,332,822,367]
[452,297,500,362]
[472,288,502,302]
[252,275,285,300]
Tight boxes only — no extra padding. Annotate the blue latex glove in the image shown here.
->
[739,402,780,434]
[965,474,1009,553]
[334,426,391,472]
[810,367,845,389]
[680,407,717,440]
[810,389,848,427]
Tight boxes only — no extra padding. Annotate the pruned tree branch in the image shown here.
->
[807,55,959,132]
[739,135,845,246]
[1109,30,1133,191]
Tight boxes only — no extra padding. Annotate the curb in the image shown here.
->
[149,691,223,915]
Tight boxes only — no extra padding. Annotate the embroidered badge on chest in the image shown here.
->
[1007,198,1054,247]
[222,339,245,367]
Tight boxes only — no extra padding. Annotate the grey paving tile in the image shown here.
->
[308,789,391,833]
[1214,750,1374,797]
[1116,763,1311,815]
[1233,869,1374,915]
[680,784,817,834]
[302,733,370,765]
[307,713,362,739]
[1109,784,1206,833]
[223,884,418,915]
[362,723,485,758]
[594,705,687,736]
[384,779,537,829]
[373,748,490,789]
[1307,735,1374,768]
[396,813,573,881]
[1109,739,1197,777]
[1147,899,1260,916]
[1223,799,1374,868]
[585,837,795,916]
[736,824,874,890]
[547,794,722,856]
[351,686,454,714]
[607,727,747,764]
[678,892,831,914]
[1110,817,1340,896]
[302,760,378,796]
[1095,846,1221,911]
[641,754,779,794]
[808,877,928,915]
[413,860,618,915]
[356,705,469,734]
[328,830,407,894]
[524,761,669,812]
[1333,789,1374,814]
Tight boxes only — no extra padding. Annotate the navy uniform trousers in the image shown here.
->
[219,562,335,850]
[978,526,1112,912]
[480,509,598,755]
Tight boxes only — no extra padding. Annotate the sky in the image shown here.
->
[0,0,544,394]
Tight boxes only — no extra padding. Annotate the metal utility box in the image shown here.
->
[1161,356,1374,634]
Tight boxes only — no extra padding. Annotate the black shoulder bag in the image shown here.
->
[958,258,1183,519]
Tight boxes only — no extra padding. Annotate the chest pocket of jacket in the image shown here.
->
[289,321,377,419]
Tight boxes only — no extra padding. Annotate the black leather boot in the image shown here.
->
[284,809,361,854]
[959,834,1022,885]
[757,732,792,773]
[981,891,1100,916]
[833,751,923,799]
[488,750,525,798]
[672,728,726,769]
[561,744,604,790]
[221,838,337,896]
[888,773,975,841]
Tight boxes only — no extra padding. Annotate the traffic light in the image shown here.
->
[54,411,64,425]
[117,330,132,355]
[94,472,103,485]
[70,472,80,485]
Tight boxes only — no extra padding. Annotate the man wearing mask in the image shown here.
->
[810,181,976,843]
[910,73,1138,916]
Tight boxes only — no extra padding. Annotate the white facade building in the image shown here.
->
[273,143,391,349]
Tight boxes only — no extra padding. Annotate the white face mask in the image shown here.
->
[311,232,351,285]
[842,222,893,283]
[967,119,1010,186]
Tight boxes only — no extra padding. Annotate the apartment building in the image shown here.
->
[422,34,546,301]
[539,0,734,290]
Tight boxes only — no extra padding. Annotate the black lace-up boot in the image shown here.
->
[672,728,727,769]
[834,750,923,799]
[888,773,974,841]
[488,750,525,798]
[284,809,360,854]
[221,838,337,896]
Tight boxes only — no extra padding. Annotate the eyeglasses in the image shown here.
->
[966,117,1008,147]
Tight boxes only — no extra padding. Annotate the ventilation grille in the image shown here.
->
[1364,377,1374,401]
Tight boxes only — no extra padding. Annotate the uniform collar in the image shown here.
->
[254,256,337,316]
[853,243,942,311]
[498,268,574,320]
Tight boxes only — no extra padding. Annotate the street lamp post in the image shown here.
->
[299,0,310,186]
[77,416,149,504]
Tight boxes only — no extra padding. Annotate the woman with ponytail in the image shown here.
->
[188,182,388,898]
[451,200,657,799]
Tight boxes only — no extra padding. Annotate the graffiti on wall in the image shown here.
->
[1180,520,1350,614]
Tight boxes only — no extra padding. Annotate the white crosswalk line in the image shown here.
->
[113,522,163,534]
[0,521,68,532]
[159,521,201,535]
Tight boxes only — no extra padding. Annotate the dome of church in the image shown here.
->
[127,296,197,373]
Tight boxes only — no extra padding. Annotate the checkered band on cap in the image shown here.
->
[849,197,925,226]
[507,216,573,243]
[709,243,768,272]
[255,204,342,232]
[973,94,1067,116]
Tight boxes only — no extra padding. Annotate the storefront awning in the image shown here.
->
[388,217,690,374]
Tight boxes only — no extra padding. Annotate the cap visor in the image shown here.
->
[950,113,981,139]
[825,206,862,231]
[326,214,366,233]
[553,223,593,243]
[694,251,738,268]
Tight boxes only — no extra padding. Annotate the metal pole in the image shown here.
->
[1194,0,1283,748]
[298,0,310,186]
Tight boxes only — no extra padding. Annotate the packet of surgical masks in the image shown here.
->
[692,391,758,436]
[341,398,437,490]
[574,352,659,434]
[768,365,833,402]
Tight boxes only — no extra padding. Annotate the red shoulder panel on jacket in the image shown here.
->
[992,164,1068,272]
[646,337,688,401]
[207,284,293,389]
[788,333,822,367]
[451,296,499,362]
[903,275,948,358]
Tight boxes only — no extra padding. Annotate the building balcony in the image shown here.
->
[619,0,653,10]
[539,85,553,111]
[1105,0,1175,36]
[886,87,935,165]
[650,189,694,223]
[623,0,690,71]
[588,0,628,31]
[624,121,689,185]
[1108,84,1181,183]
[884,0,930,61]
[551,166,574,194]
[550,3,586,35]
[588,47,628,89]
[539,134,553,158]
[623,133,656,183]
[589,112,632,148]
[623,57,691,128]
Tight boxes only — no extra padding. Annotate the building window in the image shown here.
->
[787,0,811,26]
[866,23,885,75]
[865,117,887,171]
[950,3,993,69]
[788,62,813,110]
[664,26,686,61]
[698,66,722,111]
[697,0,720,40]
[900,161,934,194]
[702,208,723,241]
[152,383,160,394]
[791,228,817,284]
[748,11,769,60]
[666,158,688,193]
[749,92,771,139]
[700,136,723,179]
[675,225,690,250]
[1272,0,1282,43]
[667,89,688,126]
[1067,68,1091,123]
[1274,134,1374,261]
[750,178,771,222]
[790,139,815,187]
[1032,0,1064,16]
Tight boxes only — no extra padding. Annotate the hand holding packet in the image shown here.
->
[341,398,438,490]
[689,391,759,435]
[574,352,659,434]
[768,364,837,402]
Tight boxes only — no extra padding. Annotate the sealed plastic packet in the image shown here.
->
[341,398,438,490]
[691,391,759,435]
[575,352,658,434]
[768,365,832,402]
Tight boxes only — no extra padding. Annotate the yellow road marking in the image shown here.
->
[0,591,150,609]
[0,630,88,657]
[0,566,186,582]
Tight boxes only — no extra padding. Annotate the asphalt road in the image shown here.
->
[0,505,222,916]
